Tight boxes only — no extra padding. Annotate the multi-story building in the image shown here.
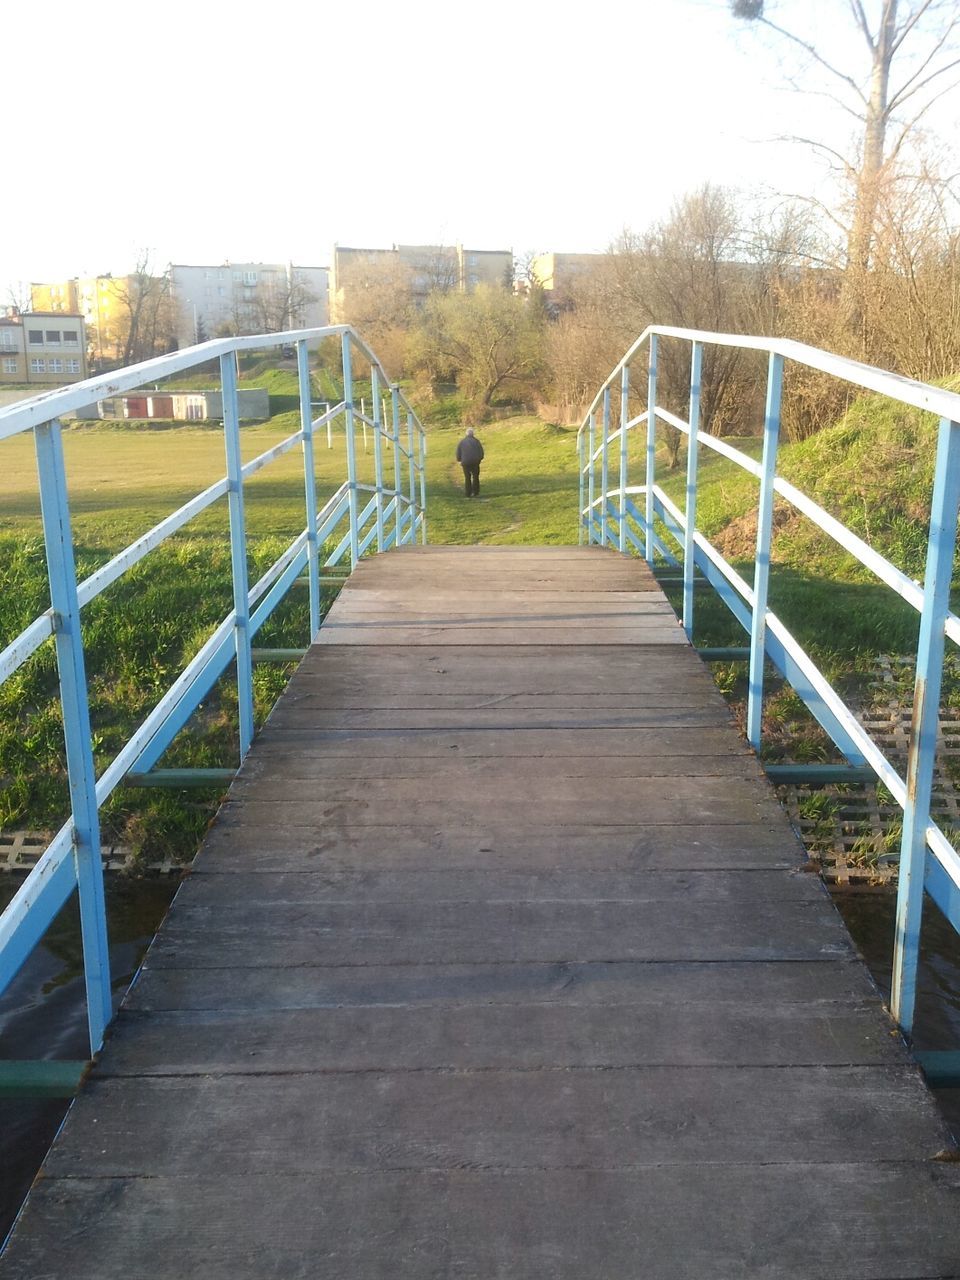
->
[455,246,513,290]
[329,244,513,323]
[169,263,329,348]
[29,281,80,314]
[529,253,604,307]
[0,311,88,387]
[32,275,171,364]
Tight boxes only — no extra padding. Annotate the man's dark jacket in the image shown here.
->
[456,435,484,465]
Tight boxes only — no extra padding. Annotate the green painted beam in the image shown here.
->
[0,1059,89,1098]
[914,1050,960,1087]
[124,768,236,789]
[251,648,307,663]
[696,647,751,661]
[764,764,877,785]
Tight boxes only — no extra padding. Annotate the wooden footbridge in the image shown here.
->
[6,324,960,1275]
[4,544,960,1277]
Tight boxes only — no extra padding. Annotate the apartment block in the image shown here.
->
[169,263,329,348]
[329,244,513,323]
[0,312,88,387]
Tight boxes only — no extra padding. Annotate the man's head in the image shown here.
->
[466,428,475,436]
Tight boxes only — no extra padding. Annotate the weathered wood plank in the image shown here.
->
[314,624,688,646]
[146,897,853,967]
[195,820,806,872]
[43,1066,949,1178]
[7,1166,960,1280]
[237,745,761,781]
[213,774,786,827]
[102,997,905,1074]
[124,958,880,1013]
[265,703,730,728]
[177,867,829,906]
[247,725,750,759]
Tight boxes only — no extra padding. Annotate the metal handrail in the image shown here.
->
[579,326,960,1040]
[0,325,427,1056]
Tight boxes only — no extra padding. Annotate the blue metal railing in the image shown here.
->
[0,325,427,1056]
[579,327,960,1039]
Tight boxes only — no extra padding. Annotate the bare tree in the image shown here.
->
[249,269,318,333]
[730,1,960,277]
[5,281,31,315]
[404,246,460,294]
[113,252,175,363]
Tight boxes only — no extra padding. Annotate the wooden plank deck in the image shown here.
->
[4,544,960,1278]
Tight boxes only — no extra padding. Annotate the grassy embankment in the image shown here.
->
[1,357,954,867]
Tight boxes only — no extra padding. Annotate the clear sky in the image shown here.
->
[3,0,957,297]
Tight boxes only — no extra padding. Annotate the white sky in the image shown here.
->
[3,0,958,297]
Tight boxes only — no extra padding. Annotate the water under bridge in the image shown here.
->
[3,326,960,1274]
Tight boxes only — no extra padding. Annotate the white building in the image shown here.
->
[170,262,329,348]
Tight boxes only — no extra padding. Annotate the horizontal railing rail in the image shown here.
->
[0,325,427,1058]
[578,326,960,1040]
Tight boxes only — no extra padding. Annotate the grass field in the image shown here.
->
[0,361,953,864]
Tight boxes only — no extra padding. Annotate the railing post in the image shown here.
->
[587,411,596,545]
[746,352,784,751]
[645,334,658,564]
[406,408,417,544]
[601,386,611,547]
[391,386,403,548]
[220,351,255,757]
[34,418,112,1053]
[371,368,385,553]
[341,333,360,567]
[891,416,960,1035]
[578,431,585,546]
[683,342,703,640]
[418,423,427,544]
[619,364,630,553]
[296,340,321,637]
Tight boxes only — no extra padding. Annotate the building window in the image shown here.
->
[65,359,81,373]
[48,358,63,373]
[30,358,46,373]
[2,358,18,373]
[233,271,243,282]
[0,331,16,349]
[218,287,226,296]
[469,273,479,286]
[28,330,44,346]
[243,271,258,285]
[63,331,78,345]
[45,330,61,345]
[468,255,478,267]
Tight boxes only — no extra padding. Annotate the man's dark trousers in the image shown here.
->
[462,462,480,496]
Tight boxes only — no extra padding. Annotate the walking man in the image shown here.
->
[456,427,484,498]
